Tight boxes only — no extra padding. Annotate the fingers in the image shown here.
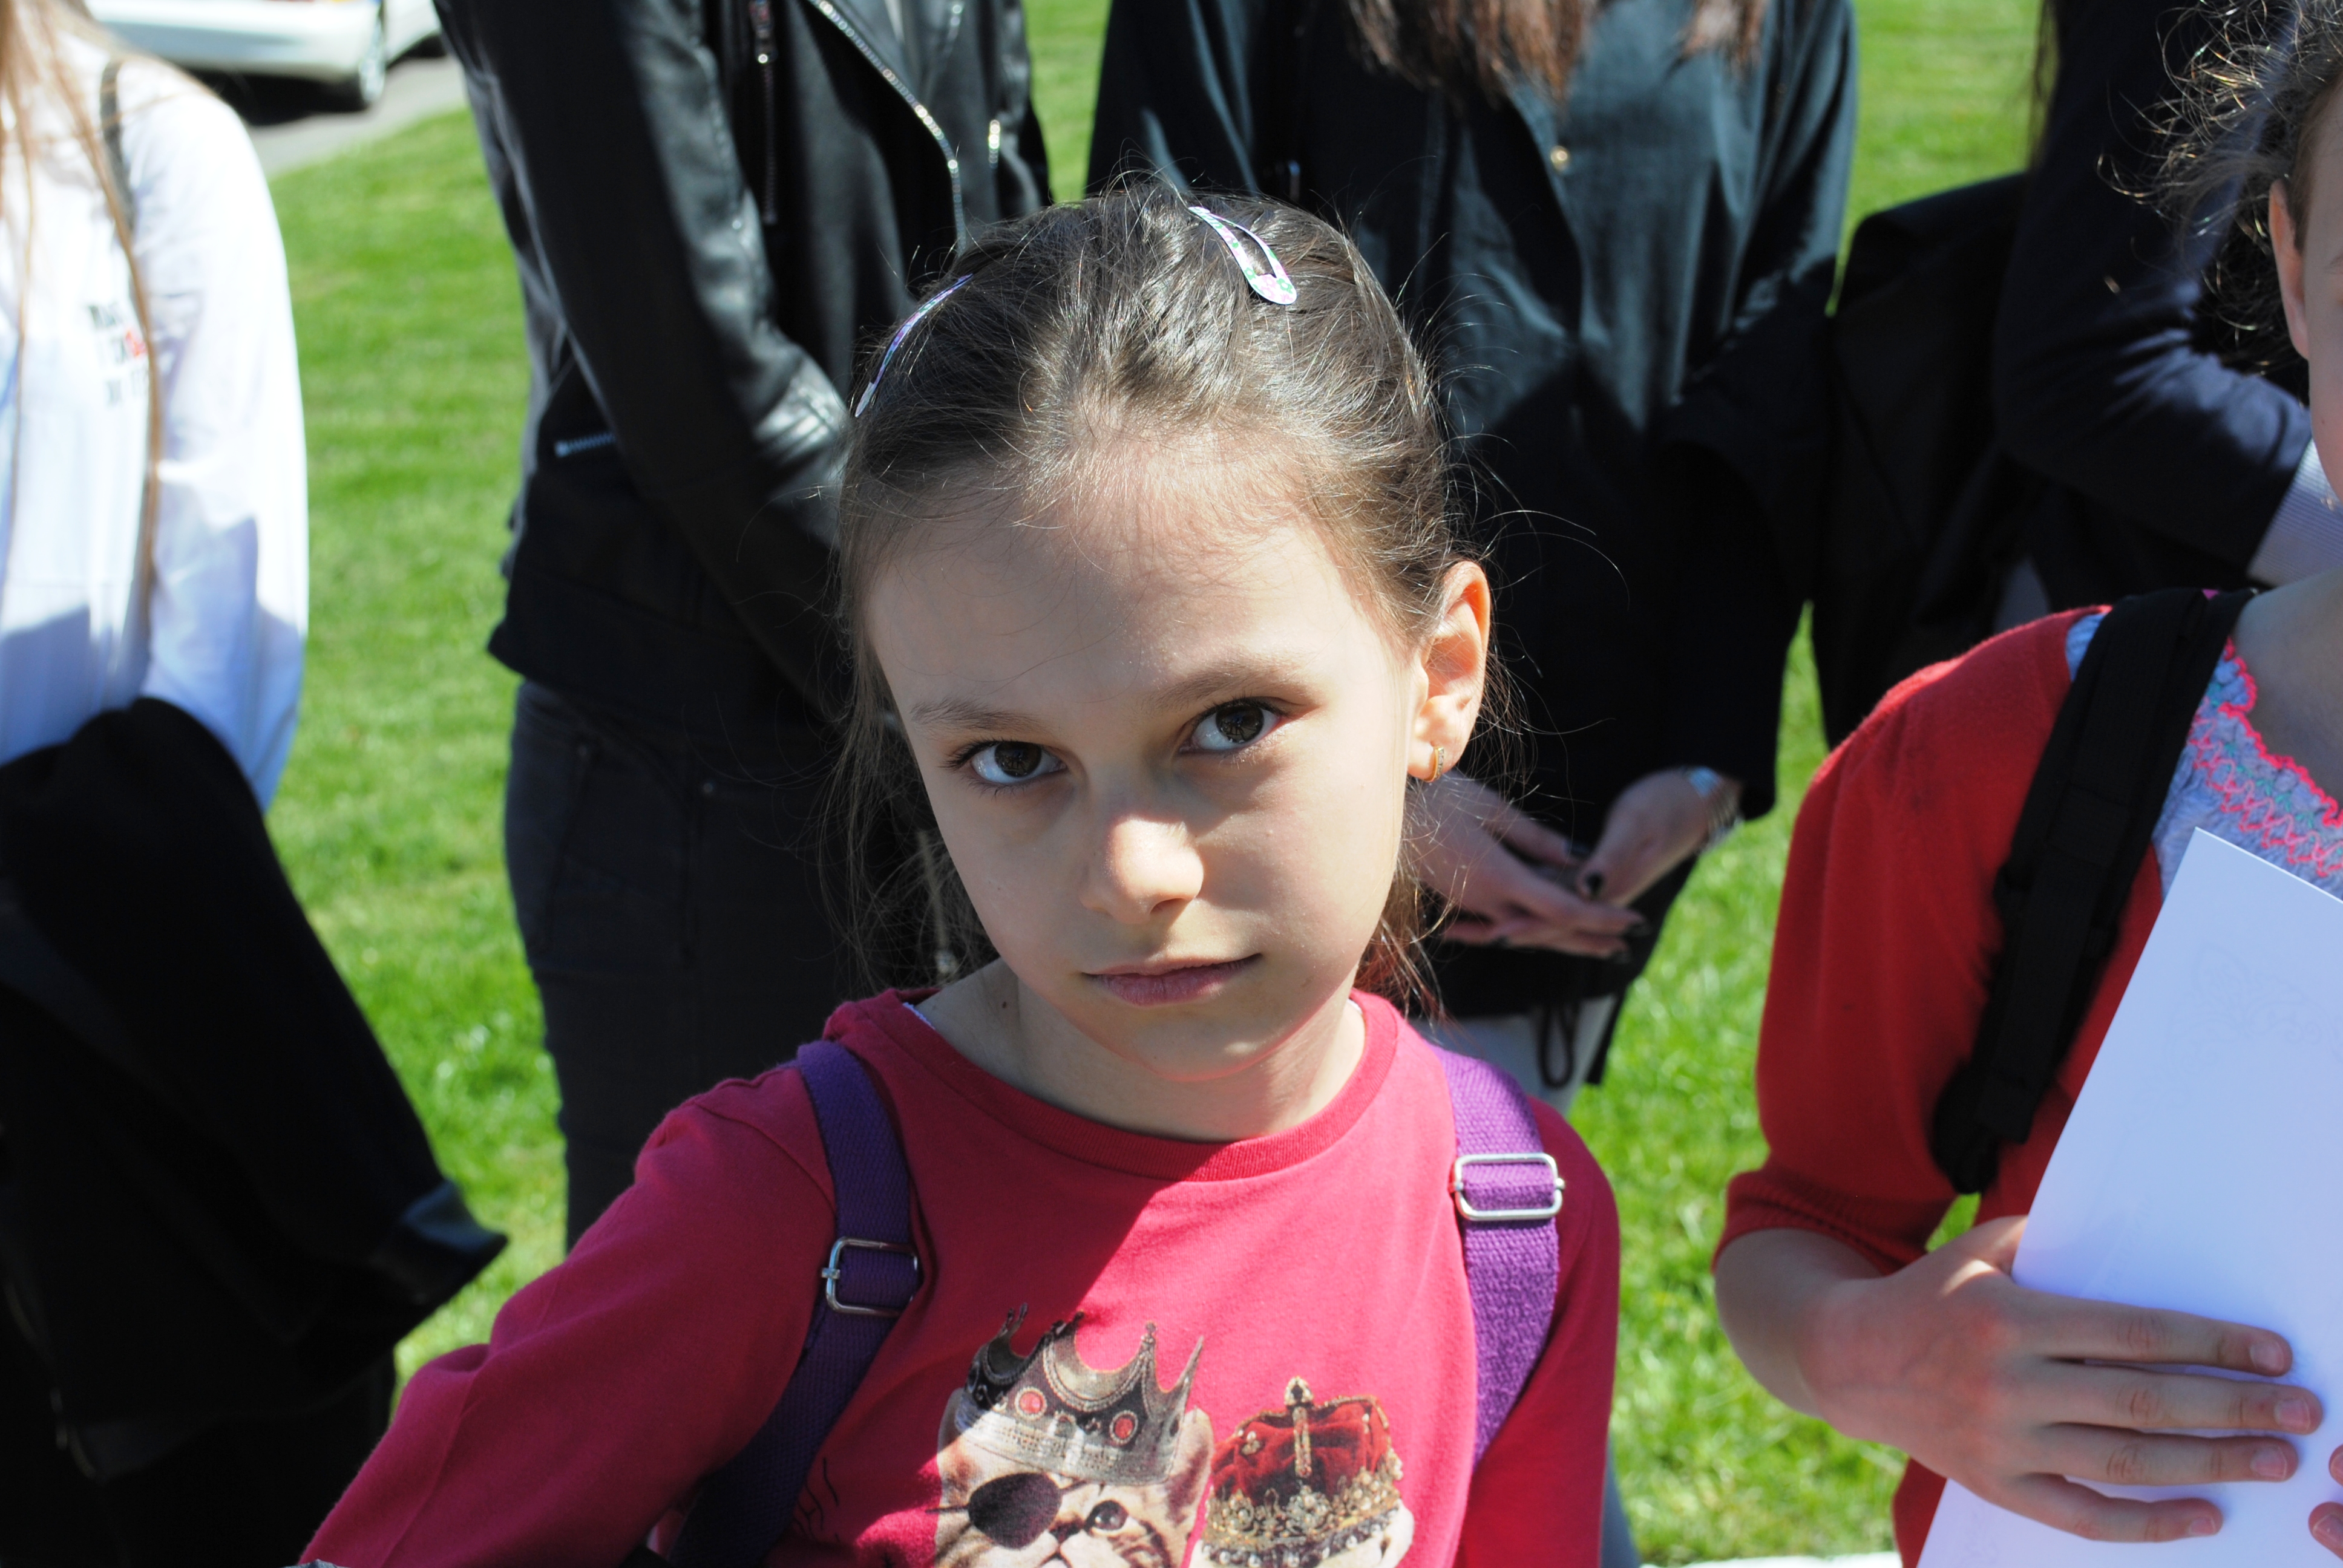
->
[2040,1298,2294,1378]
[1450,918,1636,958]
[1576,829,1677,906]
[1460,852,1642,934]
[1490,810,1580,871]
[2037,1359,2321,1437]
[1994,1474,2220,1544]
[1578,774,1708,905]
[2035,1423,2299,1489]
[1459,886,1644,958]
[2314,1500,2343,1557]
[1438,905,1639,958]
[1947,1213,2027,1272]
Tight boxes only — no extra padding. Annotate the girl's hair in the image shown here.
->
[2158,0,2343,371]
[832,183,1471,1008]
[1346,0,1768,108]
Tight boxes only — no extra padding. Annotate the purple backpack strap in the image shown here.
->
[1436,1047,1565,1465]
[669,1040,920,1568]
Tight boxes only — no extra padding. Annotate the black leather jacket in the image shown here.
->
[437,0,1047,735]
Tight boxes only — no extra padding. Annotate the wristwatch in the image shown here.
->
[1682,765,1741,853]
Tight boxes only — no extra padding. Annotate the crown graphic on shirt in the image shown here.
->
[1201,1377,1407,1567]
[942,1308,1203,1487]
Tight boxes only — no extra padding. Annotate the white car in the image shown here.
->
[87,0,440,110]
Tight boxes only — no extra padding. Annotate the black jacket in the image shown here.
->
[1990,0,2311,606]
[1091,0,1855,1011]
[437,0,1049,736]
[0,701,500,1477]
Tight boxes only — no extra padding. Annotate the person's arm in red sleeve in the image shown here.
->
[1457,1105,1619,1566]
[1717,616,2088,1276]
[304,1083,831,1568]
[1712,615,2325,1550]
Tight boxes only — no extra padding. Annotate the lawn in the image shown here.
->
[266,0,2037,1558]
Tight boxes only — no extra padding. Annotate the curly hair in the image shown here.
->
[2158,0,2343,370]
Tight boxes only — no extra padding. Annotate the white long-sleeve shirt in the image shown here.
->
[0,36,305,803]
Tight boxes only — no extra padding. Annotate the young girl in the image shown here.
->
[305,187,1619,1565]
[1712,5,2343,1559]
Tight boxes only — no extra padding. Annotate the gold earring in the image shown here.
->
[1430,745,1445,781]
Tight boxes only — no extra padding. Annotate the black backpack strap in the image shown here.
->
[100,59,137,234]
[1930,588,2251,1193]
[667,1040,921,1567]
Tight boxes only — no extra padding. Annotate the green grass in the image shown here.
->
[1577,0,2036,1554]
[268,115,557,1370]
[1027,0,1112,198]
[266,0,2038,1552]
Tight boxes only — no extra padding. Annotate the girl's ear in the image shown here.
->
[2275,178,2315,364]
[1411,561,1491,779]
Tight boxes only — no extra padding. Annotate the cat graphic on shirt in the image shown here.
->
[932,1311,1213,1567]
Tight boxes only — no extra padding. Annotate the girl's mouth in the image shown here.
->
[1087,955,1258,1007]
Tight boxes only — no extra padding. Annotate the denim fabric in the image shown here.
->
[505,681,863,1244]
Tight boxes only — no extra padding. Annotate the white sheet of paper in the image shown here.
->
[1917,830,2343,1567]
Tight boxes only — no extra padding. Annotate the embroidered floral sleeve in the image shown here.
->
[2155,644,2343,895]
[2068,610,2343,898]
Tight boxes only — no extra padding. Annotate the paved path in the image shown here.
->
[1677,1547,1893,1556]
[223,54,467,178]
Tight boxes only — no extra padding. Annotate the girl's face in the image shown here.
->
[866,439,1487,1128]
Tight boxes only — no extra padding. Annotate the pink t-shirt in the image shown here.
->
[307,991,1619,1567]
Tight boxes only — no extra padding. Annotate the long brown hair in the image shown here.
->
[1346,0,1769,106]
[13,0,164,570]
[832,184,1482,1008]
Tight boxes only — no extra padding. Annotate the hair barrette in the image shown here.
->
[1188,205,1298,305]
[854,275,973,417]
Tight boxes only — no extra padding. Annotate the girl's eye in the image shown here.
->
[968,742,1063,786]
[1190,701,1279,753]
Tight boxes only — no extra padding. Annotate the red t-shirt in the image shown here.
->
[1718,610,2163,1566]
[310,990,1618,1567]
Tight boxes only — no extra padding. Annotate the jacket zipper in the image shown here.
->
[804,0,965,247]
[750,0,779,226]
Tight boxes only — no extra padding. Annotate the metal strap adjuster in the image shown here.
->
[822,1236,920,1318]
[1450,1152,1564,1223]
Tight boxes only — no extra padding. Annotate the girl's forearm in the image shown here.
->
[1714,1227,1884,1420]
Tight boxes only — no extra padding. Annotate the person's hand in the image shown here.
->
[2310,1457,2343,1554]
[1804,1217,2318,1543]
[1572,766,1734,909]
[1407,773,1643,958]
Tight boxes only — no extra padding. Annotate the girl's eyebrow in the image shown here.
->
[903,656,1315,735]
[905,694,1033,734]
[1149,654,1312,712]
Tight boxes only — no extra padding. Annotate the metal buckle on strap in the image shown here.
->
[1450,1153,1564,1223]
[822,1236,920,1318]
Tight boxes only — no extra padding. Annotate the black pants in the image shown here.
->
[0,1310,390,1568]
[505,682,864,1245]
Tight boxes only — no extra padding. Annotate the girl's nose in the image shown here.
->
[1081,811,1204,924]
